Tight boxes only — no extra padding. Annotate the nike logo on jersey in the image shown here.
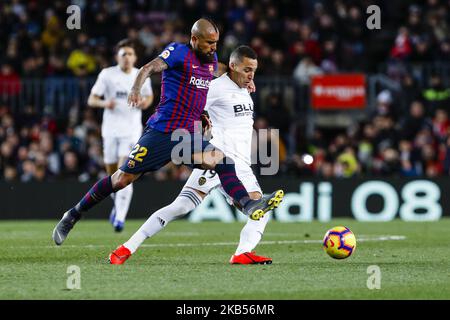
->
[192,65,199,69]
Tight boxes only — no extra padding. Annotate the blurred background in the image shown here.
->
[1,0,450,184]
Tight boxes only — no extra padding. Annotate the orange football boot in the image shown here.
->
[229,252,272,265]
[109,245,131,265]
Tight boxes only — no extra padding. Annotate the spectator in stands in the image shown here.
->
[390,27,413,60]
[20,159,36,182]
[421,143,443,176]
[399,101,431,140]
[372,90,395,119]
[422,74,450,116]
[432,109,450,143]
[376,147,401,176]
[436,38,450,61]
[400,74,422,111]
[293,56,322,85]
[60,150,80,181]
[336,146,359,178]
[41,14,65,51]
[373,115,399,153]
[0,63,20,97]
[2,165,17,181]
[399,139,420,177]
[262,93,292,145]
[39,131,60,176]
[66,33,97,77]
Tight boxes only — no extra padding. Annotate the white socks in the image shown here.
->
[123,187,271,256]
[124,188,201,254]
[235,211,271,255]
[114,183,133,223]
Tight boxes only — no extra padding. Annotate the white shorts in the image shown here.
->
[184,161,262,204]
[103,133,140,165]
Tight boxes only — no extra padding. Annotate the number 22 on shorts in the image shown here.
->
[129,144,148,162]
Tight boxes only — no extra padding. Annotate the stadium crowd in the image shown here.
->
[2,0,450,181]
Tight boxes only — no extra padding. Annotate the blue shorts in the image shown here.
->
[120,126,213,174]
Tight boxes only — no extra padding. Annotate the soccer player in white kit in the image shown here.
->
[110,45,276,265]
[88,39,153,232]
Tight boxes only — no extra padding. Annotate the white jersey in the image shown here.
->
[205,73,254,165]
[90,65,153,138]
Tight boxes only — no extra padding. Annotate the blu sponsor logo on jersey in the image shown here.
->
[233,103,254,117]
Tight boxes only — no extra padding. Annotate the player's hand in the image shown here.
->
[128,90,142,108]
[136,98,149,110]
[104,99,115,109]
[201,111,212,136]
[247,80,256,93]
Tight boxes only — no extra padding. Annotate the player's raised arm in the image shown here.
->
[128,57,167,107]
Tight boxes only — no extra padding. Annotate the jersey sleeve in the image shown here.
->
[90,69,107,96]
[204,79,220,111]
[158,42,185,69]
[141,77,153,96]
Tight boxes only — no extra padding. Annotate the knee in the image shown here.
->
[200,150,225,169]
[111,171,134,190]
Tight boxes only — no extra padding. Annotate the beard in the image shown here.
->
[194,49,215,63]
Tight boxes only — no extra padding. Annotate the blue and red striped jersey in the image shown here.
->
[146,42,218,133]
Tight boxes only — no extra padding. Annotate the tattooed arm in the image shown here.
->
[128,57,168,107]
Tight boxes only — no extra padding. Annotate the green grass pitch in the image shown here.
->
[1,218,450,299]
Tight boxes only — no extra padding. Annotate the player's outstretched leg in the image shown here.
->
[109,188,202,264]
[52,171,137,245]
[213,158,284,220]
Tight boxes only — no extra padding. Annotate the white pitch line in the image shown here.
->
[139,235,406,248]
[8,235,406,249]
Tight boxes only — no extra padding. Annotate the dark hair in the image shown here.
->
[230,45,258,63]
[115,39,135,53]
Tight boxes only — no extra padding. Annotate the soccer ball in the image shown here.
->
[323,226,356,259]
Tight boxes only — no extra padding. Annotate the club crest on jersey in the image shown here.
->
[209,64,214,75]
[160,50,170,59]
[189,76,210,89]
[127,160,136,168]
[198,177,207,185]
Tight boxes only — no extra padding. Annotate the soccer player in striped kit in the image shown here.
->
[52,18,284,248]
